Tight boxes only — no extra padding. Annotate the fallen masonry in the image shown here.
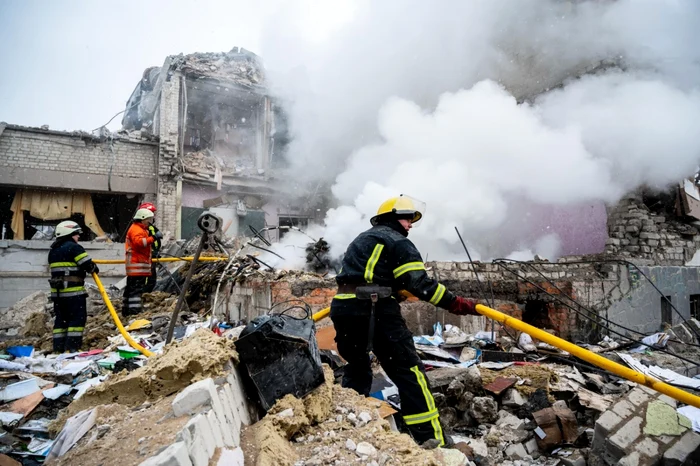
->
[0,248,699,464]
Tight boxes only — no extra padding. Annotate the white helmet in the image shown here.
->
[55,221,83,239]
[134,208,155,221]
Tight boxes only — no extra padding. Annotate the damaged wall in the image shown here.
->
[155,79,182,238]
[0,124,158,194]
[605,193,700,266]
[0,240,126,310]
[218,258,700,343]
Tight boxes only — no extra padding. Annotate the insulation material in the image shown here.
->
[10,189,105,239]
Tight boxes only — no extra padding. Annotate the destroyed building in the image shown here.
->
[120,47,315,242]
[0,47,314,311]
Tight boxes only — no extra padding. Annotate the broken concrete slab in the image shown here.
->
[138,441,192,466]
[643,401,690,437]
[501,388,526,408]
[504,442,528,460]
[468,397,497,424]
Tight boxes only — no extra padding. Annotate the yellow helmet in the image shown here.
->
[370,195,425,226]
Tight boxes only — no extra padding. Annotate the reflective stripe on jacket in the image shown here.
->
[148,224,161,252]
[332,220,455,314]
[125,222,154,276]
[48,238,95,298]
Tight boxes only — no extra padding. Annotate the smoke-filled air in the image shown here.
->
[260,0,700,266]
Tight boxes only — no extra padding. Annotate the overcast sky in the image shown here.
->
[0,0,354,132]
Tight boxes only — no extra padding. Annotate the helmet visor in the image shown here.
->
[396,194,426,227]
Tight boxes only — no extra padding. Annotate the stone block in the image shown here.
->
[663,431,700,465]
[139,441,192,466]
[607,416,643,460]
[612,400,635,418]
[184,414,215,464]
[504,443,528,460]
[627,388,652,406]
[635,437,660,458]
[218,386,240,447]
[593,410,623,451]
[206,410,225,449]
[172,379,217,416]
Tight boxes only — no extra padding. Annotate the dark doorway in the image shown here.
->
[661,296,673,326]
[691,295,700,320]
[522,299,553,329]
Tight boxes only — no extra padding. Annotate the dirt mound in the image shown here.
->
[51,397,190,466]
[56,329,237,426]
[245,366,441,466]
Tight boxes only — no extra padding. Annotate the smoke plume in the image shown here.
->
[261,0,700,263]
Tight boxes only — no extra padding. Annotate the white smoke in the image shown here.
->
[262,0,700,261]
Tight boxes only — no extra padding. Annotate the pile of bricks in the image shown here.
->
[592,385,700,465]
[605,193,700,266]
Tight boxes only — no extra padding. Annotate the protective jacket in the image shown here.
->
[331,219,455,316]
[148,224,161,254]
[48,238,96,298]
[125,222,154,276]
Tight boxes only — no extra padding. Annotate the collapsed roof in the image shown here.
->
[121,47,266,133]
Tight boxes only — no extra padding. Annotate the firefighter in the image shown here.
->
[138,202,162,293]
[48,221,98,352]
[123,208,161,317]
[331,195,479,448]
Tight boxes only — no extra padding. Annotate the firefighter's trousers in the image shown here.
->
[53,295,86,353]
[331,312,446,446]
[123,276,147,317]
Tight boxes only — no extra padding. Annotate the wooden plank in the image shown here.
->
[8,383,53,417]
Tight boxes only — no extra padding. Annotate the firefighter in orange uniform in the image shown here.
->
[123,208,161,317]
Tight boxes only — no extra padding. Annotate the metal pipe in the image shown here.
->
[166,236,207,343]
[93,257,225,264]
[92,272,153,357]
[474,303,700,408]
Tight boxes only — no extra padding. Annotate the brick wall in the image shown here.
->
[156,79,181,237]
[0,126,158,193]
[605,193,700,266]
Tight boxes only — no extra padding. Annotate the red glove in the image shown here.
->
[448,297,478,316]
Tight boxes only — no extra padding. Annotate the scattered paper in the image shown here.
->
[0,412,24,426]
[678,405,700,433]
[534,427,546,439]
[478,362,515,370]
[0,379,40,402]
[46,408,97,460]
[0,360,28,372]
[73,376,106,400]
[413,322,444,346]
[42,384,72,400]
[630,333,670,353]
[618,353,700,389]
[57,361,94,376]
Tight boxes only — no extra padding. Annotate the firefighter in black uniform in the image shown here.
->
[48,221,98,352]
[138,202,161,293]
[331,195,479,448]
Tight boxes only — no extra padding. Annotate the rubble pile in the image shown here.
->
[172,46,265,86]
[54,328,236,429]
[605,191,700,265]
[244,367,453,466]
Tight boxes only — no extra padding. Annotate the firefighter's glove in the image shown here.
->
[90,265,100,275]
[448,296,478,316]
[154,231,163,240]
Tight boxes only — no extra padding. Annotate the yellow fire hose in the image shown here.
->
[312,307,330,322]
[91,272,154,357]
[93,257,225,264]
[311,303,700,407]
[474,303,700,409]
